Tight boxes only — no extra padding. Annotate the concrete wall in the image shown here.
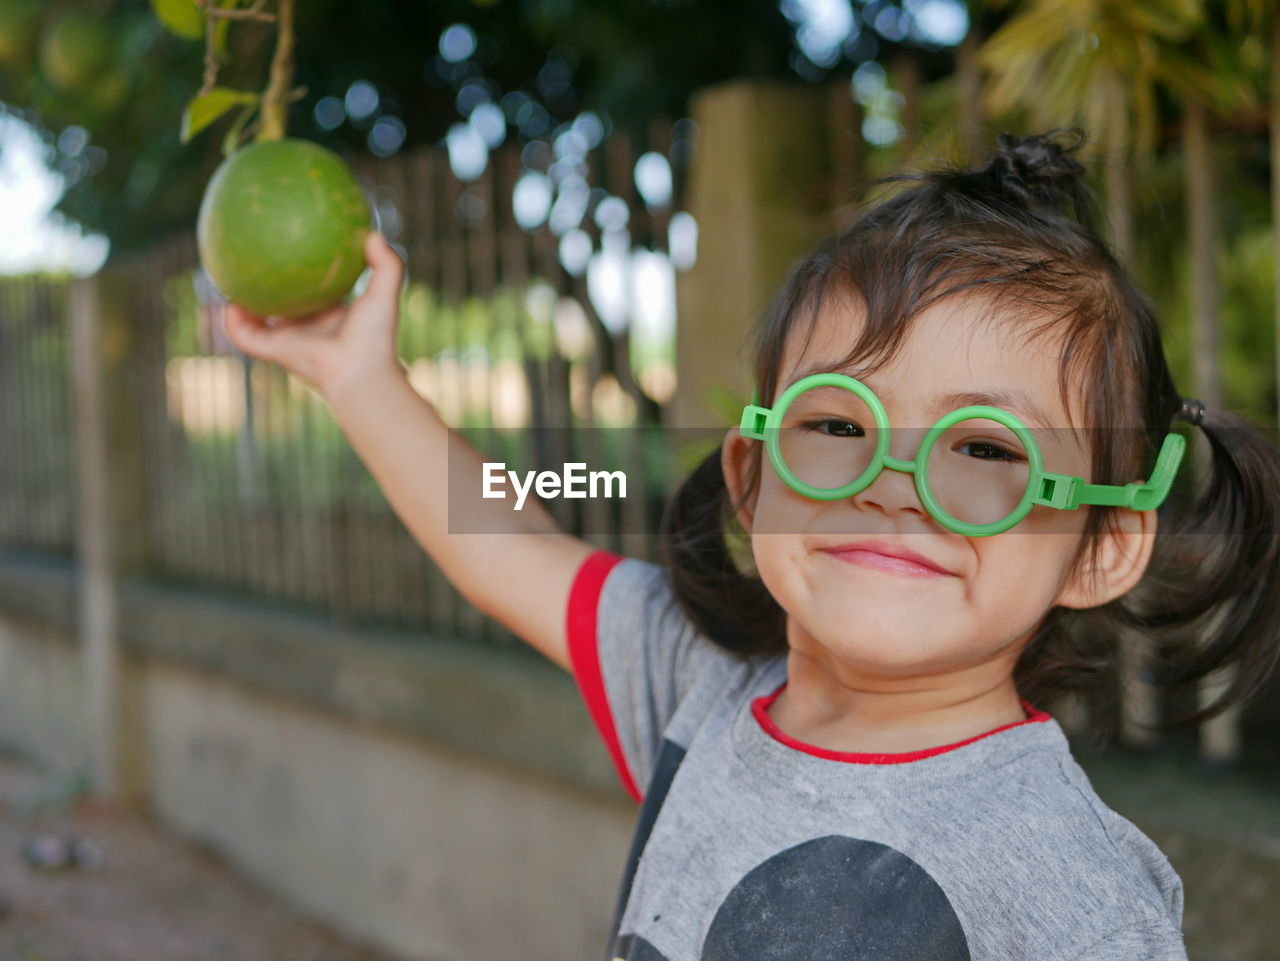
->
[0,608,87,772]
[143,664,631,961]
[0,550,637,961]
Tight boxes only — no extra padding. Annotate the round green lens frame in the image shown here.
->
[738,372,1188,537]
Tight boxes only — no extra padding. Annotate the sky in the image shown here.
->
[0,111,109,277]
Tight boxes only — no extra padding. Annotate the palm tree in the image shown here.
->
[1226,0,1280,431]
[977,0,1210,264]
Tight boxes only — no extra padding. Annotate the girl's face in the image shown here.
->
[722,292,1158,686]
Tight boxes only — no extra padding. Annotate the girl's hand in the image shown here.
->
[220,229,405,398]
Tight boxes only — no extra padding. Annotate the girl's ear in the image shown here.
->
[1055,507,1158,610]
[720,425,758,534]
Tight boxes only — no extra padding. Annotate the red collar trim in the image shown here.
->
[751,681,1052,765]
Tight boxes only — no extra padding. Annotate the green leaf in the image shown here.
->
[181,87,260,144]
[148,0,203,40]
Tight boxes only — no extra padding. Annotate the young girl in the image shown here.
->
[222,129,1280,961]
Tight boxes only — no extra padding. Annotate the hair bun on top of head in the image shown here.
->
[984,128,1093,225]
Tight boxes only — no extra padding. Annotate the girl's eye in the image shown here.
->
[803,419,864,437]
[957,440,1025,463]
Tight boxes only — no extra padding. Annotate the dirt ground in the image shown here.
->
[0,748,402,961]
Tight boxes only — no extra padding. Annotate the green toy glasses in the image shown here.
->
[739,372,1187,537]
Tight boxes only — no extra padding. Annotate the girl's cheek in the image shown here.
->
[758,475,838,535]
[752,542,814,631]
[745,479,784,544]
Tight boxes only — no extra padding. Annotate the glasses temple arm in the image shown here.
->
[1032,433,1188,512]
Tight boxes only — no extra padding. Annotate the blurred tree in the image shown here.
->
[976,0,1212,265]
[0,0,790,253]
[1227,0,1280,428]
[0,0,993,259]
[1174,3,1266,414]
[0,0,968,256]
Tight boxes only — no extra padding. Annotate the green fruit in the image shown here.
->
[40,11,113,92]
[0,0,44,67]
[197,138,373,318]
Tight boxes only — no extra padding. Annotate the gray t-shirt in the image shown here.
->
[565,550,1188,961]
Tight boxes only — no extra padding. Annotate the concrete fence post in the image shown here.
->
[671,79,840,437]
[70,268,149,801]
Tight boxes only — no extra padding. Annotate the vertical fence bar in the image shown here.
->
[142,254,171,583]
[440,152,471,636]
[13,279,33,550]
[0,281,13,542]
[406,145,452,634]
[32,281,51,545]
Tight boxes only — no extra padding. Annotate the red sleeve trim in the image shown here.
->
[566,548,643,804]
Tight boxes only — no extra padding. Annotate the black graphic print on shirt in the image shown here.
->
[609,832,972,961]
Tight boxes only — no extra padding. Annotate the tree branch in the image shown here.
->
[257,0,294,141]
[195,0,276,22]
[199,9,219,96]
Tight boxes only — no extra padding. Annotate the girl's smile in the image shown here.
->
[819,540,957,577]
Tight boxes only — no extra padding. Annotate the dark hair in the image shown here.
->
[659,128,1280,740]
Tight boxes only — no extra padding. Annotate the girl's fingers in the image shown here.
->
[223,302,307,365]
[289,302,347,336]
[224,302,262,327]
[222,303,269,356]
[359,230,404,310]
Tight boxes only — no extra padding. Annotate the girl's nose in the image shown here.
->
[848,425,931,524]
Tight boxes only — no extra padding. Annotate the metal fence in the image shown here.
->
[0,276,77,557]
[1,119,692,648]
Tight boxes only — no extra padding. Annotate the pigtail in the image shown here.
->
[1121,408,1280,731]
[659,444,785,660]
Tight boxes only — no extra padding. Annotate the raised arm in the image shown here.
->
[221,230,598,672]
[322,364,596,671]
